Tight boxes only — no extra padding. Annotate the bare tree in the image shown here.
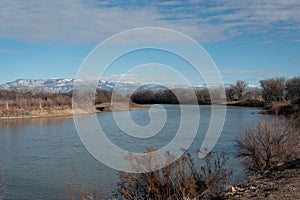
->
[226,88,235,102]
[230,80,248,101]
[244,87,262,100]
[196,88,211,104]
[209,86,226,103]
[285,77,300,101]
[260,77,285,102]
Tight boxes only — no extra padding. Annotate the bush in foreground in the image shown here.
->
[235,118,300,173]
[118,148,231,200]
[70,149,231,200]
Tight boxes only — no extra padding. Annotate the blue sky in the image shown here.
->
[0,0,300,85]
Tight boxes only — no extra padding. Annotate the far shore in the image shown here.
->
[0,102,150,120]
[1,100,298,120]
[0,100,262,120]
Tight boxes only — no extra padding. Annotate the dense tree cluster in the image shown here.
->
[130,87,226,105]
[260,77,286,102]
[130,89,178,104]
[258,77,300,102]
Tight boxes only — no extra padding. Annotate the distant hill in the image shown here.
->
[0,78,140,94]
[0,78,259,94]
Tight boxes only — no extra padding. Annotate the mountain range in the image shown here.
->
[0,78,258,94]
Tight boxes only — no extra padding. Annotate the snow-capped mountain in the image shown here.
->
[0,78,141,94]
[0,78,258,94]
[0,78,76,93]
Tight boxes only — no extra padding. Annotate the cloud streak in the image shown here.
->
[0,0,299,45]
[0,49,19,54]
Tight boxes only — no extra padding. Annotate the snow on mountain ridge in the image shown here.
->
[0,78,260,94]
[0,78,142,94]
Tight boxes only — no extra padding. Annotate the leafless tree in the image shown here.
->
[285,77,300,101]
[230,80,248,101]
[260,77,285,102]
[196,88,211,104]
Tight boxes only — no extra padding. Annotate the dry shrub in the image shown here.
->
[118,148,231,200]
[66,183,108,200]
[270,102,294,115]
[235,118,300,173]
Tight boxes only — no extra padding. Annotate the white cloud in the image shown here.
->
[221,69,265,75]
[0,0,299,45]
[221,68,291,78]
[0,0,167,44]
[0,49,19,54]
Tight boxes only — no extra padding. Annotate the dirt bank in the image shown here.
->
[227,160,300,200]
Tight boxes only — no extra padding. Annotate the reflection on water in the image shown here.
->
[0,105,261,200]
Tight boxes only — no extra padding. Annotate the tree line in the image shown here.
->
[0,76,299,110]
[0,90,73,109]
[0,89,127,110]
[130,76,300,105]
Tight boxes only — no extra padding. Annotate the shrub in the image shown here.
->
[235,118,300,173]
[118,148,231,199]
[67,184,102,200]
[270,102,294,115]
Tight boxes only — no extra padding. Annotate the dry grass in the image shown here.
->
[66,179,118,200]
[118,148,231,200]
[235,118,300,173]
[67,184,102,200]
[269,102,293,115]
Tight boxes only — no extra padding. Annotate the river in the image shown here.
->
[0,105,261,200]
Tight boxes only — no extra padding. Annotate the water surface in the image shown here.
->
[0,105,261,200]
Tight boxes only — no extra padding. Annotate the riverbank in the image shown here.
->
[226,100,266,108]
[228,100,300,122]
[227,159,300,200]
[0,102,149,120]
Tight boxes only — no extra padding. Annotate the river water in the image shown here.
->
[0,105,261,200]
